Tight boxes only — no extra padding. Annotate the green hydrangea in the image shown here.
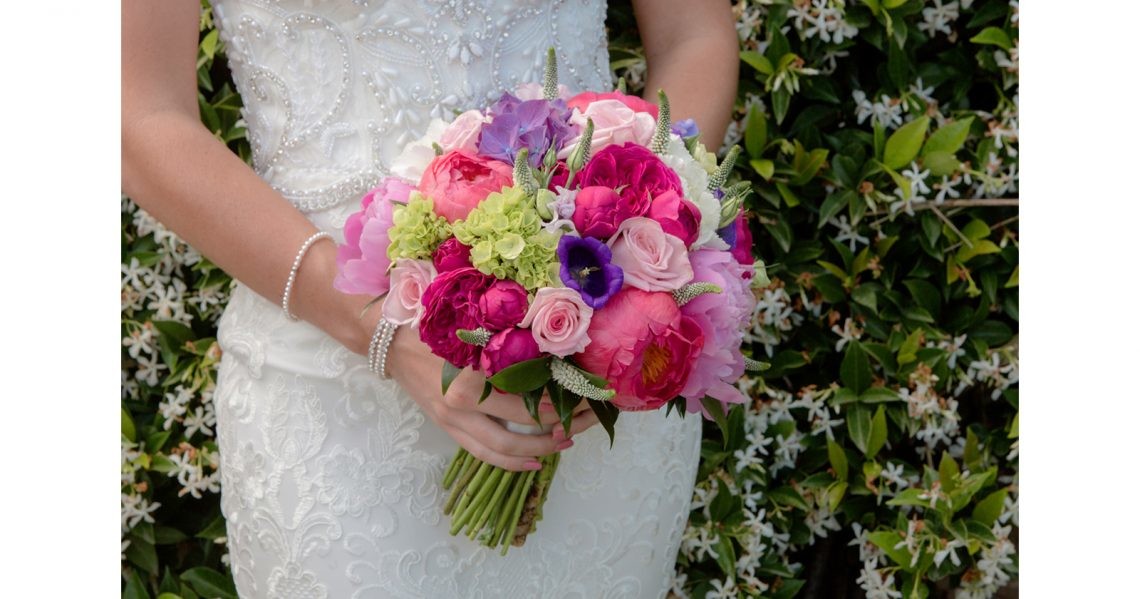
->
[387,192,451,261]
[451,186,559,291]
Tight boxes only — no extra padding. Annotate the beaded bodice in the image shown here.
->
[212,0,612,215]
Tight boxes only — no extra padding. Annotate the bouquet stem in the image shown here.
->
[440,447,560,553]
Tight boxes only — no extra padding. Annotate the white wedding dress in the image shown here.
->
[210,1,702,597]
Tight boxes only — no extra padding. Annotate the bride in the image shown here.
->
[122,1,738,596]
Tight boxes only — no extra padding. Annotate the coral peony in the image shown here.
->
[573,288,704,411]
[418,150,513,223]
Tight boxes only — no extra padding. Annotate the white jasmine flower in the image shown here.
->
[857,559,902,599]
[919,0,960,37]
[829,215,870,252]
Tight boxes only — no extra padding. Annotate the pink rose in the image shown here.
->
[573,288,704,411]
[679,250,756,414]
[477,279,530,331]
[382,259,437,328]
[418,150,514,223]
[479,328,542,376]
[560,99,656,157]
[334,177,415,296]
[519,288,594,356]
[608,217,694,291]
[647,190,702,247]
[578,143,683,213]
[572,185,649,239]
[567,91,659,118]
[419,267,496,368]
[433,238,473,272]
[439,110,487,154]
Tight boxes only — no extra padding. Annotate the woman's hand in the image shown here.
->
[386,326,597,471]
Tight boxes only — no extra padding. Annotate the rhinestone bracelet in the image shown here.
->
[368,319,398,380]
[282,231,333,321]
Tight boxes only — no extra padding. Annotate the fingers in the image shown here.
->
[565,408,601,437]
[447,427,542,472]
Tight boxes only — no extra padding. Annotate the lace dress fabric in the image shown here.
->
[210,1,702,597]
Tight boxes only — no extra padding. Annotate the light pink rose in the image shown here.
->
[382,258,438,328]
[519,288,594,356]
[559,99,656,158]
[439,110,487,154]
[607,217,694,291]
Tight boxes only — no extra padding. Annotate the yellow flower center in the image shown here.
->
[641,343,672,386]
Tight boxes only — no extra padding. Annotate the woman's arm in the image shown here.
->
[632,0,740,150]
[121,1,570,471]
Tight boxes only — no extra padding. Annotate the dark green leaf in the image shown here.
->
[587,398,620,448]
[867,405,888,457]
[920,211,942,247]
[440,362,461,395]
[848,404,872,454]
[969,320,1013,347]
[852,285,879,313]
[486,357,551,393]
[762,215,794,253]
[124,570,151,599]
[772,87,791,125]
[714,533,738,579]
[195,516,228,541]
[772,579,807,599]
[768,486,811,511]
[939,452,961,494]
[827,437,849,481]
[180,567,237,599]
[841,342,872,394]
[122,408,137,442]
[818,191,851,228]
[154,525,189,545]
[861,387,901,403]
[125,533,159,577]
[153,320,195,345]
[745,103,768,157]
[887,36,909,90]
[701,397,731,447]
[479,381,493,403]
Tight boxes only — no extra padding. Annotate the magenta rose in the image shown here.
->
[647,190,702,247]
[520,287,593,356]
[573,288,704,411]
[433,237,473,272]
[334,177,415,296]
[679,250,756,414]
[479,328,542,377]
[571,185,649,239]
[577,143,683,213]
[419,267,496,368]
[418,150,514,223]
[478,279,529,331]
[567,91,659,119]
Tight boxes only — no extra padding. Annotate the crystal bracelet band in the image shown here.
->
[368,319,398,379]
[282,231,333,321]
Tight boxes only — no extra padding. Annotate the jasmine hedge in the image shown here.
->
[121,1,1018,597]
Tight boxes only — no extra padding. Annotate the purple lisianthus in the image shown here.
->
[671,118,700,139]
[557,236,623,309]
[478,92,576,168]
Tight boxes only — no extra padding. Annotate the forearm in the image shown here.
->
[636,2,740,150]
[122,111,376,354]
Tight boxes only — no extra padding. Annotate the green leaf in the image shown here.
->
[587,398,620,447]
[740,50,774,75]
[153,320,195,345]
[827,438,848,481]
[831,387,860,406]
[775,182,800,207]
[768,486,811,511]
[479,381,493,403]
[750,159,775,180]
[195,516,228,541]
[972,489,1008,527]
[790,148,829,186]
[884,116,930,170]
[1005,265,1019,288]
[124,571,150,599]
[828,481,849,512]
[714,533,738,579]
[841,342,872,394]
[970,26,1013,50]
[122,408,137,443]
[869,531,916,572]
[867,405,888,457]
[154,526,188,545]
[1009,412,1019,438]
[873,121,886,162]
[440,362,461,395]
[772,87,791,125]
[882,0,907,8]
[861,387,901,403]
[771,579,807,599]
[486,357,551,393]
[125,533,159,577]
[923,150,960,177]
[956,239,1002,263]
[862,0,881,15]
[938,452,961,494]
[897,329,922,365]
[818,191,850,228]
[157,594,182,599]
[745,103,768,157]
[180,567,237,599]
[852,285,878,313]
[848,404,873,455]
[701,396,731,447]
[923,117,974,156]
[762,215,793,252]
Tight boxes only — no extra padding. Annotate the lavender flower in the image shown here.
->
[671,118,700,139]
[478,92,576,168]
[557,236,623,309]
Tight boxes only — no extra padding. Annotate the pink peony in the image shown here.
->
[679,250,756,414]
[519,287,593,356]
[439,110,487,154]
[433,237,473,272]
[567,91,659,119]
[418,150,513,223]
[577,143,683,214]
[571,185,649,239]
[334,178,415,296]
[382,258,437,328]
[419,267,496,368]
[479,328,542,376]
[477,279,530,331]
[560,99,656,157]
[608,217,694,292]
[647,190,702,247]
[573,288,704,411]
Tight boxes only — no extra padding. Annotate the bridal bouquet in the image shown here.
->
[334,51,766,554]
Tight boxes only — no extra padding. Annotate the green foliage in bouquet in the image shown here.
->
[609,0,1018,597]
[122,1,1018,597]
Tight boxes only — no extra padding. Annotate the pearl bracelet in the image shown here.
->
[368,319,399,379]
[282,231,333,321]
